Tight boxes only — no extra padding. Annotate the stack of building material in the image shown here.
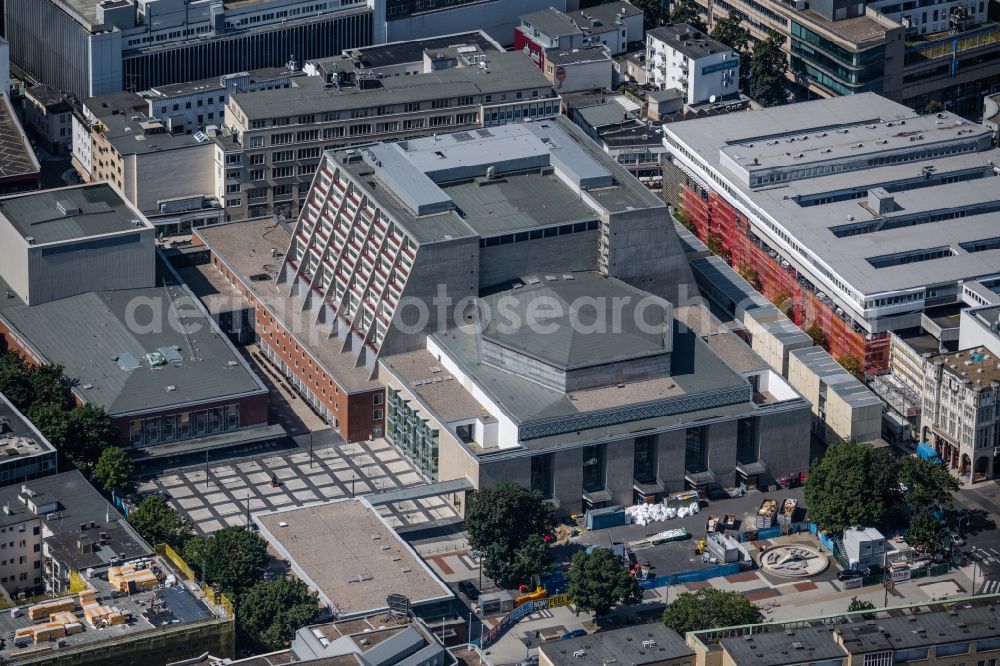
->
[13,627,34,647]
[78,589,97,606]
[26,597,75,621]
[30,622,66,643]
[108,563,158,593]
[49,611,83,635]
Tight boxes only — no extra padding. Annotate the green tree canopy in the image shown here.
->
[897,455,958,510]
[711,15,750,54]
[94,447,134,492]
[847,596,876,612]
[63,405,117,474]
[749,33,789,107]
[838,353,865,379]
[669,0,707,30]
[507,533,553,586]
[663,588,763,634]
[631,0,667,29]
[567,548,641,616]
[28,364,71,410]
[198,526,269,598]
[237,578,318,653]
[908,509,947,554]
[127,496,194,550]
[0,353,32,409]
[27,402,71,450]
[806,323,827,349]
[805,440,899,533]
[466,481,554,584]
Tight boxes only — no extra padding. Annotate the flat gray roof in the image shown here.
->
[721,626,847,666]
[231,51,551,120]
[253,498,453,617]
[0,183,149,245]
[343,30,502,69]
[647,23,733,59]
[147,66,292,97]
[546,46,611,66]
[338,117,661,245]
[790,346,881,407]
[479,272,671,370]
[0,259,266,418]
[0,391,57,462]
[520,7,582,38]
[101,113,216,156]
[665,92,1000,297]
[543,624,692,665]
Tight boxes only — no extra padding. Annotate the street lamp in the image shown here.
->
[971,546,979,595]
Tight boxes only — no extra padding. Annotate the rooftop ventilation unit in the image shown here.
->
[56,200,81,217]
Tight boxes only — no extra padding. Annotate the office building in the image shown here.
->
[690,0,1000,114]
[220,44,558,219]
[540,624,694,666]
[253,498,454,621]
[21,85,74,155]
[645,23,739,106]
[960,304,1000,357]
[5,0,376,98]
[515,2,645,66]
[564,91,668,187]
[0,37,9,98]
[986,92,1000,140]
[0,392,57,489]
[0,471,148,598]
[81,112,223,233]
[0,184,270,451]
[541,46,613,94]
[663,93,1000,375]
[922,345,1000,482]
[687,595,1000,666]
[141,67,297,135]
[386,0,569,46]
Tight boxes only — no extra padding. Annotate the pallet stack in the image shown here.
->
[26,597,76,622]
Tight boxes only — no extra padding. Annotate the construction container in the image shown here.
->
[755,498,777,529]
[585,505,627,531]
[777,498,798,526]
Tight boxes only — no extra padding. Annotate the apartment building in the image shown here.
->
[6,0,376,98]
[663,93,1000,375]
[689,595,1000,665]
[922,344,1000,482]
[515,1,645,66]
[87,113,223,233]
[691,0,1000,115]
[21,85,75,155]
[221,46,559,219]
[645,23,740,106]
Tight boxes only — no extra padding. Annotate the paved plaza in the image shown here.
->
[136,438,461,535]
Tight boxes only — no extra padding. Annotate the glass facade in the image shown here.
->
[582,445,605,492]
[386,388,439,480]
[129,404,241,448]
[790,22,886,95]
[530,454,554,499]
[736,417,759,464]
[685,426,708,473]
[634,435,658,483]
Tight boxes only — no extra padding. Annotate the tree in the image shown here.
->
[663,588,763,635]
[706,233,726,258]
[198,526,269,598]
[237,578,318,653]
[897,455,958,510]
[838,353,865,380]
[94,447,134,493]
[63,405,117,473]
[669,0,707,30]
[711,15,750,55]
[0,353,33,409]
[28,364,70,411]
[923,100,944,114]
[182,535,208,572]
[567,548,641,617]
[847,596,876,619]
[805,439,899,533]
[738,261,762,292]
[465,481,554,584]
[908,509,947,554]
[806,323,827,349]
[631,0,667,29]
[770,288,793,315]
[507,533,553,585]
[127,496,194,550]
[749,33,789,107]
[27,402,71,450]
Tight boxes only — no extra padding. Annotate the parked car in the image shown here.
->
[458,580,479,601]
[561,629,587,640]
[517,657,539,666]
[949,531,966,546]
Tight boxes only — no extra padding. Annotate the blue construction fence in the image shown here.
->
[639,562,742,589]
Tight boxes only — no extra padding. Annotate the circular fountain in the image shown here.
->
[759,543,829,578]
